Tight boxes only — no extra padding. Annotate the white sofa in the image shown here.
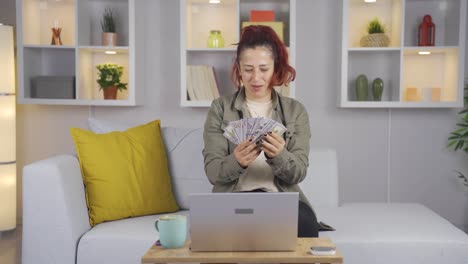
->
[22,125,468,264]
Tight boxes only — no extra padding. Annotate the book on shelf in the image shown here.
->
[186,67,196,101]
[242,21,284,42]
[250,10,275,22]
[187,65,220,101]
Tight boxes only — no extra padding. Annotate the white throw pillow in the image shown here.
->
[87,117,134,133]
[88,117,193,153]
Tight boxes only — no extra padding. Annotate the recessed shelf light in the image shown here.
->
[209,0,221,3]
[364,0,377,3]
[105,51,117,55]
[418,51,431,55]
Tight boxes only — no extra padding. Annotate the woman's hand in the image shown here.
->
[234,138,261,168]
[260,132,285,159]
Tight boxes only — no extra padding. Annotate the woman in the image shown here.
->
[202,25,319,237]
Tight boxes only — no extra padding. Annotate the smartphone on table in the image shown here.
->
[310,246,336,255]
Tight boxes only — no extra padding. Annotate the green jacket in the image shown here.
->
[202,88,313,207]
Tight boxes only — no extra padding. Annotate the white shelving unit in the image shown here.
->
[16,0,143,106]
[341,0,466,108]
[180,0,296,107]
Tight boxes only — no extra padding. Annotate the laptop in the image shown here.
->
[189,192,298,252]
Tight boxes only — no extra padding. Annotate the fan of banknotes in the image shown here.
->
[223,117,287,145]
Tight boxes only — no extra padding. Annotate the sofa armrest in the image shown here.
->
[22,155,91,264]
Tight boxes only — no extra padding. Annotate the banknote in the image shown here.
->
[222,117,287,145]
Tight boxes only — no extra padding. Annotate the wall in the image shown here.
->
[2,0,467,231]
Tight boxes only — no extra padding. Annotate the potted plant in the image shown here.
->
[101,7,117,46]
[96,63,127,99]
[360,18,390,47]
[447,79,468,190]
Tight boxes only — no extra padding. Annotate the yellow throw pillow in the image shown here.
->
[70,120,179,226]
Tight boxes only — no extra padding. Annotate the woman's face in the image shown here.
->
[239,46,274,102]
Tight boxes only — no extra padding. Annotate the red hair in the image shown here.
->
[231,25,296,89]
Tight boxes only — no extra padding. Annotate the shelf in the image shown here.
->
[404,0,462,46]
[77,48,130,101]
[17,0,140,106]
[402,47,459,103]
[240,0,292,46]
[340,101,461,108]
[21,98,138,106]
[187,48,237,52]
[182,51,237,106]
[184,0,238,49]
[347,0,402,48]
[21,47,75,100]
[403,46,459,54]
[78,46,129,53]
[181,0,296,107]
[346,50,400,102]
[23,45,75,49]
[341,0,466,108]
[21,0,76,46]
[348,47,401,52]
[77,0,130,47]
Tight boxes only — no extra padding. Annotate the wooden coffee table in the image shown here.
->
[141,237,342,264]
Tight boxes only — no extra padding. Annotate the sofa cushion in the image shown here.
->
[78,203,468,264]
[70,120,179,226]
[87,118,212,209]
[316,203,468,264]
[299,149,338,207]
[77,211,189,264]
[88,118,195,154]
[164,128,212,209]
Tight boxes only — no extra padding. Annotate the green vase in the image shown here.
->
[355,74,368,101]
[372,78,384,101]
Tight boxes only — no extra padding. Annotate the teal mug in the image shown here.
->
[155,214,187,249]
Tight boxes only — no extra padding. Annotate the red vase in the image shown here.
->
[418,15,435,46]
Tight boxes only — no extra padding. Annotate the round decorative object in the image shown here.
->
[360,33,390,47]
[207,30,225,48]
[372,78,384,101]
[355,74,369,101]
